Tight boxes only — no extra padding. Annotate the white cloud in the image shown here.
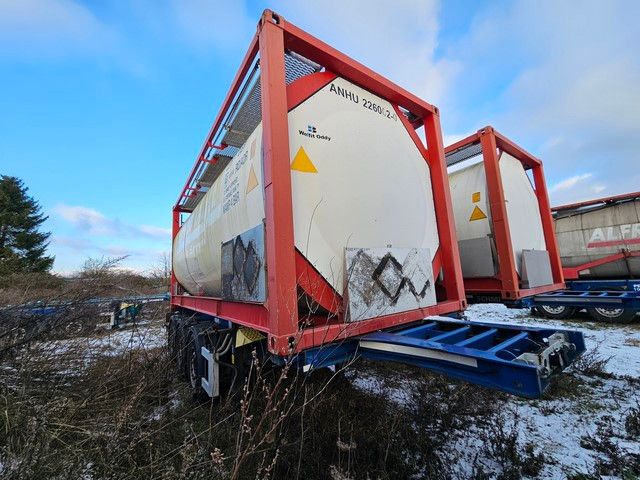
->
[54,204,170,240]
[51,235,170,274]
[55,205,115,235]
[442,0,640,202]
[170,0,254,53]
[0,0,121,59]
[278,0,459,105]
[139,225,172,238]
[549,173,592,193]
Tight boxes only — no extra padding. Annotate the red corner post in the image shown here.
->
[479,128,519,299]
[424,109,466,308]
[259,12,299,354]
[170,207,180,298]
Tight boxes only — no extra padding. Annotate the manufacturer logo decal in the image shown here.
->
[298,124,330,142]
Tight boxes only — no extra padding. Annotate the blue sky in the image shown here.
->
[1,0,639,273]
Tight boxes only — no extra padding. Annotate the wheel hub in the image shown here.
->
[594,307,624,318]
[541,305,566,315]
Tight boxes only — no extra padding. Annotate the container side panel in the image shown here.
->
[448,161,493,241]
[173,126,266,296]
[345,247,436,322]
[287,76,440,292]
[457,237,497,278]
[499,152,546,274]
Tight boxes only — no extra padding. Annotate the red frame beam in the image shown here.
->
[258,17,299,353]
[552,191,640,212]
[562,251,640,280]
[445,126,564,300]
[172,10,466,355]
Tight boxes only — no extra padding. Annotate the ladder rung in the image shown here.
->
[488,332,529,353]
[455,328,498,349]
[398,322,438,339]
[428,326,471,344]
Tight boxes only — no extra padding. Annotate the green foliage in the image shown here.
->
[0,175,54,275]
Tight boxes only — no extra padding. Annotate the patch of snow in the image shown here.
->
[347,370,416,406]
[33,321,167,372]
[147,389,183,422]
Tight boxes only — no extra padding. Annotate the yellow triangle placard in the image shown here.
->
[469,205,488,221]
[246,164,259,193]
[290,146,318,173]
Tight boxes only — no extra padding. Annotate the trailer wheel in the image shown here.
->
[538,305,576,320]
[587,307,637,324]
[185,331,208,400]
[167,315,178,360]
[175,317,190,377]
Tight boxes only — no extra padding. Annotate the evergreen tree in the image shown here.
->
[0,175,54,275]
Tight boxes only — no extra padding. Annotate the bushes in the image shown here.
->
[1,336,525,479]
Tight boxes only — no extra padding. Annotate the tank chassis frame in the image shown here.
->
[170,9,467,357]
[444,127,565,302]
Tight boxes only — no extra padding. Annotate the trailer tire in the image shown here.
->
[538,305,576,320]
[167,315,178,360]
[587,307,637,324]
[175,317,190,377]
[185,328,208,400]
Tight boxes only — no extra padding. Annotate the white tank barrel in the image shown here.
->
[554,194,640,278]
[173,76,440,317]
[447,152,547,278]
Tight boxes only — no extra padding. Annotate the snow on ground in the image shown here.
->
[464,304,640,477]
[350,304,640,479]
[34,320,167,370]
[25,308,639,478]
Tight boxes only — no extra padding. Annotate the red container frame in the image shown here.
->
[445,126,564,301]
[171,10,466,355]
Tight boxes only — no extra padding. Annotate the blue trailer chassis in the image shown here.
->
[296,318,586,398]
[516,279,640,311]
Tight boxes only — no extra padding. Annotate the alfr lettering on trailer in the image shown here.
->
[588,223,640,248]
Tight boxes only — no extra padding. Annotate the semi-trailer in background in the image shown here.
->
[546,191,640,322]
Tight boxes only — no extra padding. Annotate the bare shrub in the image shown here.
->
[570,345,613,379]
[626,401,640,439]
[0,256,168,358]
[580,415,640,477]
[469,408,546,479]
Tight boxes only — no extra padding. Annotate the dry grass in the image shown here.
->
[3,259,626,479]
[2,311,543,480]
